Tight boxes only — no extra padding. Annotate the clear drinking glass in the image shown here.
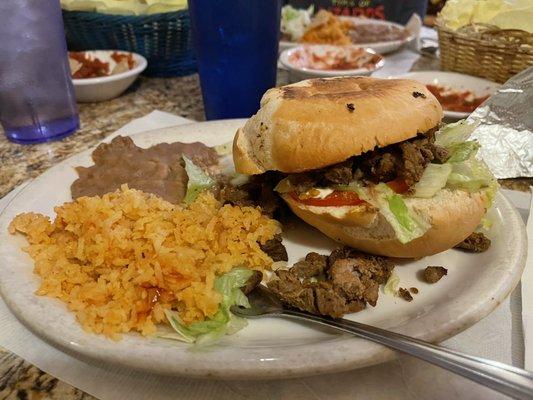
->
[0,0,79,144]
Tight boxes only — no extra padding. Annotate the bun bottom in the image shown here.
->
[282,189,490,258]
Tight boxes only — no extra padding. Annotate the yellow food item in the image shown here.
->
[8,186,280,339]
[60,0,187,15]
[300,10,352,45]
[490,10,533,32]
[439,0,533,32]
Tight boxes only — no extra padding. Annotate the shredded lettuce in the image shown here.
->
[446,158,494,192]
[433,120,498,202]
[479,217,493,231]
[383,271,400,296]
[413,163,452,198]
[183,156,215,204]
[447,141,481,163]
[163,267,254,347]
[355,184,430,244]
[213,141,233,156]
[281,5,314,41]
[435,120,478,147]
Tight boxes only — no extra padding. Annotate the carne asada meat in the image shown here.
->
[268,270,317,314]
[323,160,353,185]
[454,232,491,252]
[291,252,328,278]
[329,255,393,306]
[285,127,448,192]
[259,234,288,262]
[217,184,254,208]
[328,247,393,285]
[398,287,413,302]
[423,266,448,283]
[216,171,289,219]
[241,270,263,295]
[268,270,366,318]
[267,247,394,318]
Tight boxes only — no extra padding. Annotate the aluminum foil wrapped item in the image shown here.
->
[468,67,533,179]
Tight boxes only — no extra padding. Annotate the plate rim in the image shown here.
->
[0,120,527,379]
[390,71,502,119]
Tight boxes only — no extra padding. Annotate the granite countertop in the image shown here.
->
[0,67,531,400]
[0,75,205,199]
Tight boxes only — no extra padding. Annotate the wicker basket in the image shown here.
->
[62,10,196,77]
[437,23,533,83]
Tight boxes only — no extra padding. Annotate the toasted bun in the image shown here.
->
[234,77,443,175]
[282,189,490,258]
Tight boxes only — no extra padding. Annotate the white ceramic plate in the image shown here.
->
[279,45,384,82]
[280,17,414,54]
[0,120,526,379]
[391,71,501,120]
[72,50,147,103]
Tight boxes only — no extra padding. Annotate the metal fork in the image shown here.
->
[231,285,533,400]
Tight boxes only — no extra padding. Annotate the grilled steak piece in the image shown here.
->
[268,270,317,314]
[216,171,291,220]
[241,270,263,295]
[267,247,394,319]
[398,287,413,302]
[259,234,288,262]
[322,160,353,185]
[217,184,254,207]
[454,232,491,252]
[292,252,328,278]
[423,266,448,283]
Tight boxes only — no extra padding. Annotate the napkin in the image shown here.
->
[0,111,530,400]
[522,187,533,369]
[371,26,437,79]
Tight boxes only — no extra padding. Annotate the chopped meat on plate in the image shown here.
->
[398,287,413,302]
[267,247,394,318]
[424,266,448,284]
[454,232,491,252]
[259,234,289,262]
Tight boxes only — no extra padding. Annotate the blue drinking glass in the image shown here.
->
[188,0,282,120]
[0,0,79,144]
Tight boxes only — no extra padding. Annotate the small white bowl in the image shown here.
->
[71,50,147,103]
[279,44,384,82]
[390,71,501,120]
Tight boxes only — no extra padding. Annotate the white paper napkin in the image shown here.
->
[371,26,436,79]
[0,111,530,400]
[522,187,533,370]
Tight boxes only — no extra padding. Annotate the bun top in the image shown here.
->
[233,76,443,174]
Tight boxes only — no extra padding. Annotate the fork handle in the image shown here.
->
[281,310,533,400]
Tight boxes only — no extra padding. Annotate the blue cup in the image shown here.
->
[188,0,282,120]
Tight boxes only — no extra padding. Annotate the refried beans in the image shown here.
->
[71,136,219,204]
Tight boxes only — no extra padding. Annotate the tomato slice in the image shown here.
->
[386,178,410,194]
[290,191,366,207]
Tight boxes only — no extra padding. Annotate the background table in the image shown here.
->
[0,57,531,399]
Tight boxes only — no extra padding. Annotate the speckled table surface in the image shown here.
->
[0,64,531,400]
